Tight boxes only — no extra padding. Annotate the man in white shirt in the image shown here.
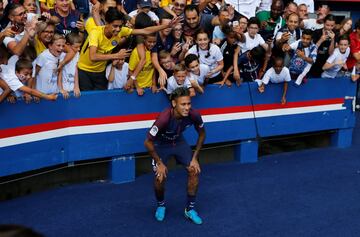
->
[238,17,268,54]
[321,38,350,78]
[2,4,37,56]
[302,5,330,31]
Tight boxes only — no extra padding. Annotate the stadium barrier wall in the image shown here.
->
[0,78,356,183]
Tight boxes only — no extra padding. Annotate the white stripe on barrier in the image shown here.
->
[254,104,345,117]
[0,112,254,148]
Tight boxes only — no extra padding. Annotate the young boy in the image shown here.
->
[129,33,157,96]
[184,54,208,94]
[283,29,317,85]
[1,59,57,102]
[35,33,66,94]
[237,46,266,82]
[128,0,160,24]
[106,58,129,90]
[219,27,240,87]
[258,57,291,105]
[166,63,195,96]
[159,50,175,79]
[58,32,83,98]
[321,37,350,78]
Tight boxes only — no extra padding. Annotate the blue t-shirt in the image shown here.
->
[184,14,215,40]
[50,9,80,35]
[238,52,260,82]
[123,0,137,14]
[151,33,174,53]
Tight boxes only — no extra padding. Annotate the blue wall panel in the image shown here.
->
[250,78,356,137]
[0,85,257,176]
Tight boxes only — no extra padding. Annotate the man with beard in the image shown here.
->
[183,4,219,44]
[302,4,330,31]
[144,87,206,224]
[2,4,37,56]
[256,0,286,41]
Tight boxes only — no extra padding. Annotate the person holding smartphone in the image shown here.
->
[77,8,178,91]
[3,4,38,56]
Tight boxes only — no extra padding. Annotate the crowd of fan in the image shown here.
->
[0,0,359,105]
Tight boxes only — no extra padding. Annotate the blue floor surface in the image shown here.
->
[1,120,360,236]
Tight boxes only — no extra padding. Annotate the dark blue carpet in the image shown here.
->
[1,119,360,236]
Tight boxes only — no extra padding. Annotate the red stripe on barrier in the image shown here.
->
[0,113,159,139]
[198,105,253,115]
[0,98,345,139]
[0,105,252,139]
[253,98,344,111]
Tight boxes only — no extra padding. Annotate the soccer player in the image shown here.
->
[144,87,206,224]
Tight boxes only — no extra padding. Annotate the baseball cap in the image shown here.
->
[138,0,152,8]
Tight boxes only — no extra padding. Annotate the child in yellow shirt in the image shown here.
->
[129,33,157,96]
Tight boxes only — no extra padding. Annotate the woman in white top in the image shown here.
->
[186,30,224,84]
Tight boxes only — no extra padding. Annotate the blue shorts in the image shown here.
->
[152,140,193,171]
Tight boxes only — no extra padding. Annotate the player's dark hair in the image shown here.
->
[170,87,190,101]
